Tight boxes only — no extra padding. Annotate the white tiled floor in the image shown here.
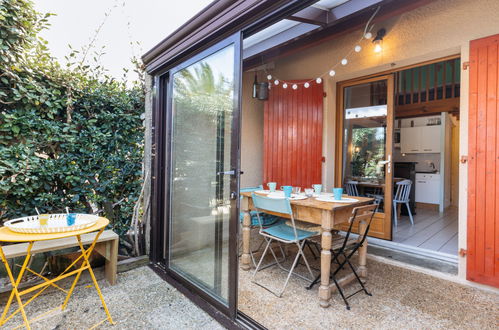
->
[392,206,458,255]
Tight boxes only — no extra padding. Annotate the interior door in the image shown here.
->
[336,75,394,239]
[165,34,241,315]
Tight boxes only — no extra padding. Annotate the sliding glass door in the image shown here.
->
[165,34,241,314]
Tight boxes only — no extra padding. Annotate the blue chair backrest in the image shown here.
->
[240,185,263,193]
[251,193,292,215]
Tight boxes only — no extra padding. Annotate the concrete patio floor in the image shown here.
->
[0,266,223,329]
[238,249,499,329]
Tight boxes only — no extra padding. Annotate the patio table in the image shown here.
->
[240,192,373,308]
[0,216,115,329]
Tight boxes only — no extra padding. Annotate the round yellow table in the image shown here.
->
[0,217,115,329]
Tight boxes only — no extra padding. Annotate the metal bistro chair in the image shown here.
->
[344,180,360,196]
[393,179,414,227]
[251,193,319,297]
[307,204,377,310]
[240,186,284,267]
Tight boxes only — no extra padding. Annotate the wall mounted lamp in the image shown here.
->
[373,28,386,53]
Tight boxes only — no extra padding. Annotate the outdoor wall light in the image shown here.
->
[252,71,269,100]
[373,28,386,53]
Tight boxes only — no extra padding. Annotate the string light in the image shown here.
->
[261,7,380,91]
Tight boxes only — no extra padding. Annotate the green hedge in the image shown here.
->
[0,0,144,241]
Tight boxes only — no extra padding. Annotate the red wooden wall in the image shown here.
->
[467,34,499,288]
[263,80,323,189]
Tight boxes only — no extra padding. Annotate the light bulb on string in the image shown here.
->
[341,58,348,65]
[304,82,310,88]
[282,83,288,89]
[274,80,279,85]
[316,78,322,84]
[267,75,272,80]
[292,84,298,90]
[364,32,372,39]
[354,45,362,52]
[329,70,336,77]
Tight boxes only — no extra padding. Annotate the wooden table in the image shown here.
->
[240,192,373,308]
[0,217,115,329]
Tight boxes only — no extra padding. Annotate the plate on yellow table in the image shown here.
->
[4,214,98,234]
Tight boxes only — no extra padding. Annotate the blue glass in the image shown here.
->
[281,186,293,198]
[67,213,76,226]
[333,188,343,200]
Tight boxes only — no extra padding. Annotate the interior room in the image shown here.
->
[237,0,463,325]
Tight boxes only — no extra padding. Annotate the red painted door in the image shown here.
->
[467,34,499,288]
[263,80,323,188]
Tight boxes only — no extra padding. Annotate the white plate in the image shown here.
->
[254,190,270,194]
[312,192,333,198]
[315,197,359,203]
[267,192,307,200]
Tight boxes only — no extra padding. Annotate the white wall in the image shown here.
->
[240,72,264,187]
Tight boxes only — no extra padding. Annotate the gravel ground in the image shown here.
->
[238,245,499,330]
[0,266,223,329]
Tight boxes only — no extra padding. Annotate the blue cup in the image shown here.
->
[67,213,76,226]
[333,188,343,200]
[312,184,322,194]
[267,182,277,192]
[281,186,293,198]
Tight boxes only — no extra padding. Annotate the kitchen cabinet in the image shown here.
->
[400,125,441,153]
[415,173,440,204]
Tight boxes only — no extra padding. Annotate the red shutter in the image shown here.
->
[467,34,499,288]
[263,80,323,188]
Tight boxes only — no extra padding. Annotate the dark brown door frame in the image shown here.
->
[149,33,242,323]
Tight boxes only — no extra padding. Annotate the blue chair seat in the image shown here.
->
[239,211,283,227]
[263,223,318,241]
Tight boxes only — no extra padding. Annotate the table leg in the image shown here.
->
[319,210,333,308]
[358,219,368,277]
[241,210,252,271]
[75,232,115,325]
[0,242,34,329]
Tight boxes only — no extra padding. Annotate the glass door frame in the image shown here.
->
[158,32,242,319]
[335,74,395,240]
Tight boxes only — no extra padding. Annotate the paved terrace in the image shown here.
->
[1,261,498,329]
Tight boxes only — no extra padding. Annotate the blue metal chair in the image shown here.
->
[240,186,283,267]
[251,193,319,297]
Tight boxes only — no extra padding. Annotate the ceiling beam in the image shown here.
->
[288,7,329,27]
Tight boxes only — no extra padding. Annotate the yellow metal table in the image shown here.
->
[0,217,115,329]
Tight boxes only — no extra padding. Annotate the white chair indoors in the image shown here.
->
[393,179,414,227]
[344,180,360,196]
[251,193,318,297]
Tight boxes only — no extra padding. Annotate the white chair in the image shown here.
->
[393,179,414,227]
[344,180,360,196]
